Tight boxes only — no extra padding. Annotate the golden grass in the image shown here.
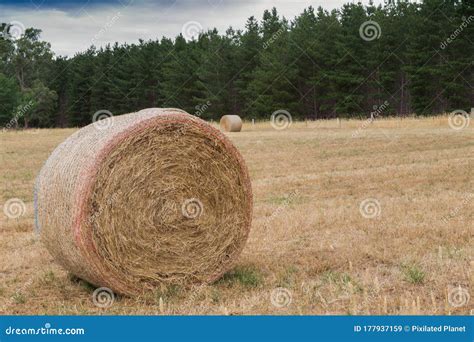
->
[0,116,472,315]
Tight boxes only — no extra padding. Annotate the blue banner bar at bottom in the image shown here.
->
[0,315,472,342]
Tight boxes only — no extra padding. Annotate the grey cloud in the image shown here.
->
[1,0,385,56]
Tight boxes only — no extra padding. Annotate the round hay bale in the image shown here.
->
[35,108,253,295]
[220,115,242,132]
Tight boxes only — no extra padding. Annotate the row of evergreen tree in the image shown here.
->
[0,0,472,128]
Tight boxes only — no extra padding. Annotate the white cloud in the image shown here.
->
[1,0,385,56]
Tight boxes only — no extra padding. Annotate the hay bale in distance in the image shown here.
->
[220,115,243,132]
[35,108,253,295]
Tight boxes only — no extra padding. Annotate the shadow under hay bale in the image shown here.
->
[35,108,253,296]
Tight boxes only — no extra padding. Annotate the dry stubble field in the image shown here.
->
[0,116,472,315]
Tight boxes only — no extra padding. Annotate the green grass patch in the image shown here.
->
[401,263,425,284]
[219,265,264,288]
[265,191,303,206]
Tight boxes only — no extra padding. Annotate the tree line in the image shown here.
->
[0,0,472,128]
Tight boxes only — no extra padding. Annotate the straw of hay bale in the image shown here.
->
[35,108,253,295]
[220,115,243,132]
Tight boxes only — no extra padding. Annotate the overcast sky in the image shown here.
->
[1,0,385,56]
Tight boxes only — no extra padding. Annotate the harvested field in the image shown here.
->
[0,116,472,315]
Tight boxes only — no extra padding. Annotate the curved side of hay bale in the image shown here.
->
[220,115,243,132]
[35,108,253,295]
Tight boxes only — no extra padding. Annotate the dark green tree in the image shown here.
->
[0,73,19,126]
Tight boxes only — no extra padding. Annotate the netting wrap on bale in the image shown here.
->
[220,115,243,132]
[35,108,253,295]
